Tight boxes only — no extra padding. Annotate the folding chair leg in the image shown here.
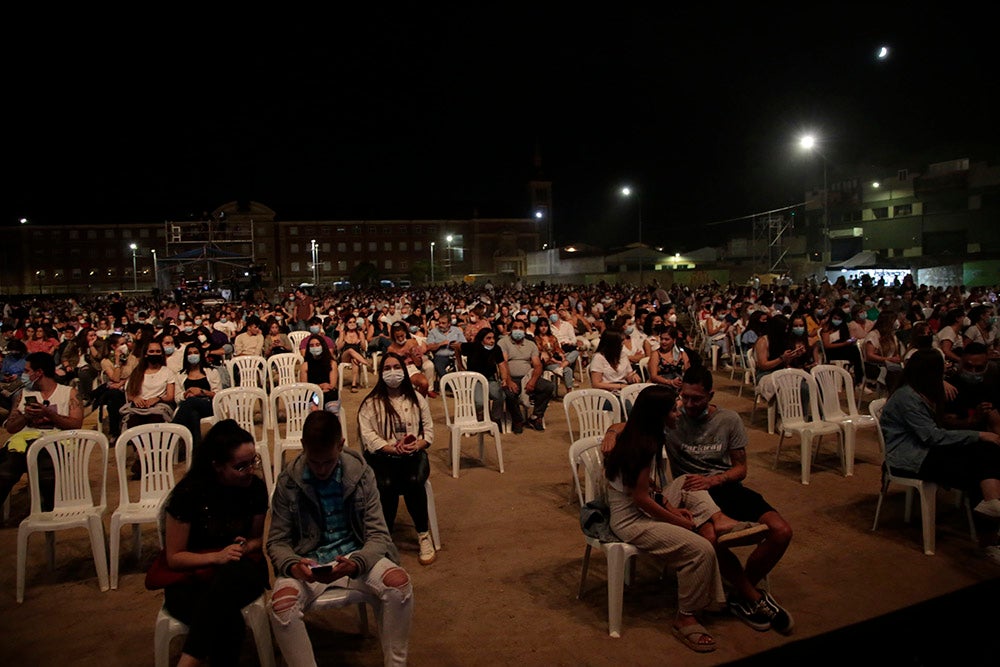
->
[605,547,627,638]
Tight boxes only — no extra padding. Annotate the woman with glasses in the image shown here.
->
[159,419,269,667]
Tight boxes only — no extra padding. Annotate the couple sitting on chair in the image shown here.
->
[600,368,794,653]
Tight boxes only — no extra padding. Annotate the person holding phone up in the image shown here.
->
[1,352,84,512]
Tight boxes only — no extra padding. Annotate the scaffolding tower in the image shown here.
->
[160,217,258,289]
[752,209,796,276]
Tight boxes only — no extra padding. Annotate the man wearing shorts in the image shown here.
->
[664,366,795,634]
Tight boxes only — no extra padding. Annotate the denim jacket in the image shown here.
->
[267,448,400,578]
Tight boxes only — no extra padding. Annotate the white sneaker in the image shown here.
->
[984,545,1000,566]
[418,531,437,566]
[974,498,1000,520]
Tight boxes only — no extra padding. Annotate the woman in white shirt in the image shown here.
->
[121,340,177,449]
[934,308,966,367]
[358,352,437,566]
[589,329,641,392]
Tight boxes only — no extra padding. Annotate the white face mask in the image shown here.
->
[382,368,405,388]
[309,346,323,357]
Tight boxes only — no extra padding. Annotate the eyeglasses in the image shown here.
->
[232,453,261,473]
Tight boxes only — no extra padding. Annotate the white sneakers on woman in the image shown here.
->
[418,532,437,565]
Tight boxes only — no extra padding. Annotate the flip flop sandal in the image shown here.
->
[718,521,770,548]
[671,622,716,653]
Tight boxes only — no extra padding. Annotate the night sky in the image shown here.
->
[6,8,998,251]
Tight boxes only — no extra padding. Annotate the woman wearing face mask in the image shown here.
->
[819,308,864,384]
[299,334,340,407]
[336,315,373,393]
[458,327,506,423]
[172,344,224,450]
[787,315,820,371]
[934,308,967,368]
[358,352,437,566]
[120,340,177,441]
[386,321,431,397]
[263,318,293,358]
[533,317,567,379]
[863,311,904,392]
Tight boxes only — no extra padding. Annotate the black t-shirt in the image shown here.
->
[944,372,1000,422]
[165,475,268,551]
[460,342,504,380]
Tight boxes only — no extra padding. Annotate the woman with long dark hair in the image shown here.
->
[299,333,339,408]
[459,327,506,423]
[648,326,691,389]
[880,349,1000,564]
[172,344,223,449]
[358,352,437,566]
[160,419,269,666]
[122,339,176,431]
[589,329,641,392]
[864,310,904,391]
[601,385,730,652]
[816,307,862,383]
[753,314,805,383]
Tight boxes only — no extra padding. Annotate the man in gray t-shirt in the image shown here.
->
[667,366,795,636]
[496,320,555,433]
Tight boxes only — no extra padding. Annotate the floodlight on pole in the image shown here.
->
[129,243,138,291]
[620,185,644,283]
[430,241,435,284]
[798,133,829,261]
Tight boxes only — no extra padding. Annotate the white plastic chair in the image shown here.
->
[270,382,323,481]
[811,364,878,476]
[746,352,775,432]
[618,382,653,418]
[287,329,310,352]
[698,319,721,371]
[440,372,504,478]
[770,368,845,485]
[16,429,110,603]
[154,593,276,667]
[211,387,274,495]
[572,437,640,638]
[267,352,302,393]
[110,423,192,589]
[226,355,267,389]
[636,356,650,382]
[563,388,622,446]
[869,398,977,555]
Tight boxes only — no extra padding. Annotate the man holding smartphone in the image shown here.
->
[0,352,84,512]
[267,410,412,667]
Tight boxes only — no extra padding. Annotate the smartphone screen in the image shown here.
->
[24,396,38,405]
[310,564,333,575]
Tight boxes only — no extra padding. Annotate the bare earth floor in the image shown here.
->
[1,369,997,666]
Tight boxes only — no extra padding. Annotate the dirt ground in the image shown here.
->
[1,369,997,666]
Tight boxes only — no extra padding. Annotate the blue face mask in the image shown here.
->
[186,353,201,365]
[549,314,559,323]
[529,315,539,324]
[831,319,843,328]
[309,326,320,334]
[21,371,34,391]
[511,330,525,341]
[791,326,806,336]
[162,345,175,356]
[409,325,419,334]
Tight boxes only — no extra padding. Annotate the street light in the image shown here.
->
[798,134,829,261]
[446,234,454,280]
[151,249,158,292]
[310,239,319,286]
[620,185,644,283]
[129,243,138,291]
[430,241,435,284]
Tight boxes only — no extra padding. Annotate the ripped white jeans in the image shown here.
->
[270,556,413,667]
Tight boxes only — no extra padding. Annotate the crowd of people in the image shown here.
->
[2,271,999,661]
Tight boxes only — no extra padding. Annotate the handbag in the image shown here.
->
[144,549,216,590]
